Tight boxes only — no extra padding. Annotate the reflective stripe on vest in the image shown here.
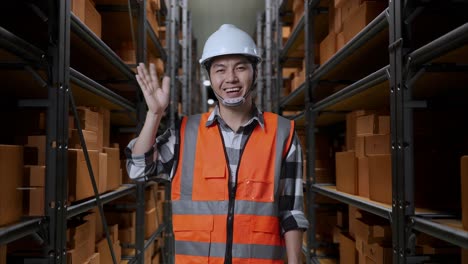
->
[172,112,294,262]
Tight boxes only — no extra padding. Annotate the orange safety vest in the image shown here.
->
[171,112,295,264]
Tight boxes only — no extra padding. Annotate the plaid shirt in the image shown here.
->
[125,105,309,233]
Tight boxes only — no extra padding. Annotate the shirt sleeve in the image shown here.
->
[278,131,309,234]
[125,127,178,182]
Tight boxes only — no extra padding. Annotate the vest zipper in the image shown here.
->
[218,125,253,264]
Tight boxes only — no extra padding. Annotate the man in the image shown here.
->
[126,24,308,264]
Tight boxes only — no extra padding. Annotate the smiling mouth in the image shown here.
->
[224,87,241,93]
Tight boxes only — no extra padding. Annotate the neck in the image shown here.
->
[218,99,253,131]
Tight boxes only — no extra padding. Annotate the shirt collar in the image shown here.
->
[205,104,265,130]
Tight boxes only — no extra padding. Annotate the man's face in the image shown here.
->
[209,55,254,101]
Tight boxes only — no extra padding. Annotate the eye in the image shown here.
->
[216,69,225,73]
[236,66,246,71]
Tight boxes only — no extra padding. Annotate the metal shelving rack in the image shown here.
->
[264,0,468,263]
[0,0,186,263]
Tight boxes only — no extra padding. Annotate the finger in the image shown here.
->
[137,64,152,90]
[139,63,151,84]
[135,74,147,92]
[161,76,171,95]
[149,63,159,87]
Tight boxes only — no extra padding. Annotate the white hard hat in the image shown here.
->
[199,24,261,67]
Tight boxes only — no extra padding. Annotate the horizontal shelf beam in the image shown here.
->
[281,14,304,60]
[280,81,306,108]
[311,8,388,83]
[408,23,468,67]
[146,20,167,62]
[312,66,389,112]
[70,68,137,113]
[311,184,392,220]
[0,26,45,66]
[67,184,137,218]
[70,14,135,81]
[411,217,468,249]
[0,217,46,245]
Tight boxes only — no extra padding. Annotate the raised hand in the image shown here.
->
[135,63,170,115]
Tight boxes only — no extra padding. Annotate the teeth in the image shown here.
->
[225,88,240,93]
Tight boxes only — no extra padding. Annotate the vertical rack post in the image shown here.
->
[274,0,282,114]
[181,0,188,116]
[265,0,273,112]
[256,12,264,110]
[305,0,318,263]
[46,0,70,262]
[135,2,148,263]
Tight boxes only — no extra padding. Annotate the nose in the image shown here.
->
[225,68,238,83]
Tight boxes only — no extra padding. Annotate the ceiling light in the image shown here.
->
[203,80,211,86]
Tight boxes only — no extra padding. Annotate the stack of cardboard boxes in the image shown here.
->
[336,110,391,204]
[320,0,386,65]
[68,106,122,203]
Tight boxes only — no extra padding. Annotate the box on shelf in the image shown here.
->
[462,156,468,230]
[24,165,46,187]
[342,1,386,43]
[357,157,369,198]
[0,145,23,226]
[346,110,371,151]
[378,116,390,134]
[355,136,365,158]
[77,107,99,133]
[96,238,121,264]
[335,151,358,195]
[99,152,108,193]
[26,135,46,166]
[354,216,391,244]
[368,154,392,204]
[365,134,390,156]
[319,32,337,65]
[339,232,358,264]
[69,129,99,151]
[72,0,102,38]
[103,147,121,191]
[68,149,100,202]
[356,114,379,136]
[336,31,345,51]
[22,187,44,216]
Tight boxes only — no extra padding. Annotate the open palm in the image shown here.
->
[135,63,170,115]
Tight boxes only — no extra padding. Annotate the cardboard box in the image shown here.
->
[0,244,6,264]
[355,217,391,244]
[357,157,369,198]
[68,149,99,202]
[356,114,378,136]
[340,0,361,21]
[119,227,136,255]
[462,156,468,230]
[378,116,390,134]
[83,212,97,257]
[24,187,44,216]
[69,129,99,151]
[24,165,46,187]
[337,31,345,51]
[365,134,390,155]
[342,1,386,43]
[462,248,468,264]
[369,154,392,204]
[336,151,358,195]
[0,145,23,226]
[320,32,337,65]
[355,136,366,158]
[366,243,393,264]
[334,7,343,34]
[99,153,108,193]
[152,252,161,264]
[71,0,85,21]
[86,253,100,264]
[339,232,358,264]
[103,147,121,191]
[84,0,102,38]
[27,136,46,166]
[96,239,121,264]
[346,110,370,151]
[77,107,99,132]
[145,207,157,239]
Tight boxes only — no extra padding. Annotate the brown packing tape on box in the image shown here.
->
[0,145,23,226]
